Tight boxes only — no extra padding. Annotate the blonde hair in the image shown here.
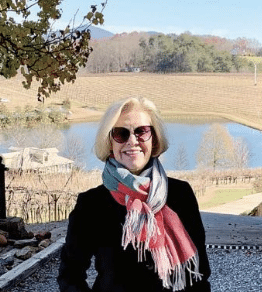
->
[94,97,169,161]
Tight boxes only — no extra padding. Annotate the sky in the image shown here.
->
[22,0,262,44]
[33,0,262,43]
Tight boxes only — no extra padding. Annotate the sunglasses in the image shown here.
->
[111,126,154,143]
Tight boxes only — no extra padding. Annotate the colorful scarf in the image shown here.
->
[102,158,202,291]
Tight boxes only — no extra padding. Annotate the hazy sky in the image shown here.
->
[51,0,262,42]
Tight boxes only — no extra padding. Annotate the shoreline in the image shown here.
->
[66,110,262,131]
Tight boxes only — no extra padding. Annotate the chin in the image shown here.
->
[128,165,144,175]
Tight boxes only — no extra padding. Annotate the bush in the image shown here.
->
[62,98,71,110]
[48,109,66,123]
[253,176,262,193]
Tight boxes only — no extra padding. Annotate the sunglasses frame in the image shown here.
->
[111,125,154,144]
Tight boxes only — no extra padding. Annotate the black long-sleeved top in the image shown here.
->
[58,177,211,292]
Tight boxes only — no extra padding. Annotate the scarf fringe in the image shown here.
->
[151,245,173,288]
[151,247,202,291]
[122,205,202,291]
[104,158,202,292]
[122,203,159,250]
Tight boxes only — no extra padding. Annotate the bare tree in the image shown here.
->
[174,143,189,171]
[232,137,250,169]
[62,133,86,169]
[196,123,234,170]
[85,32,148,73]
[2,123,63,149]
[27,124,64,149]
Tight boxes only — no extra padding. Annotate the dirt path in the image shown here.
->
[203,192,262,215]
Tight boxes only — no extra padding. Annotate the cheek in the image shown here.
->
[111,140,121,157]
[143,141,153,157]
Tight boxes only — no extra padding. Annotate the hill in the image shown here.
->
[88,26,114,39]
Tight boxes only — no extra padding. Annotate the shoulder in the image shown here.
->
[76,184,111,207]
[167,177,197,208]
[167,177,193,195]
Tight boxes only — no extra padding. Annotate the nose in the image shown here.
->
[127,132,139,145]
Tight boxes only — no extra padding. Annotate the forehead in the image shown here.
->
[114,108,151,128]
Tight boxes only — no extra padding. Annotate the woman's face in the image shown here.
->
[111,108,153,175]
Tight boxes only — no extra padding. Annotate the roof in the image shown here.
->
[1,147,73,170]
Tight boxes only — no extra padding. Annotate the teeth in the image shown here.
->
[124,150,141,154]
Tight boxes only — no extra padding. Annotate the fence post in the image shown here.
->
[0,157,7,219]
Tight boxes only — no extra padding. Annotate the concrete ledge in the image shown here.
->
[0,237,65,292]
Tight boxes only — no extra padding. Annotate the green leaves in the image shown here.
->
[86,12,94,21]
[139,34,237,73]
[85,11,104,24]
[0,0,107,98]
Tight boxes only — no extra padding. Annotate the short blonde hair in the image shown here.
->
[94,97,169,161]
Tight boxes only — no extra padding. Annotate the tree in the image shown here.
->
[2,123,63,149]
[62,132,86,169]
[232,137,250,169]
[138,33,237,73]
[0,0,107,98]
[174,143,189,171]
[86,31,147,73]
[196,123,234,170]
[241,56,262,85]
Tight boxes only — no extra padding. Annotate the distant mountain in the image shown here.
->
[88,26,114,40]
[147,31,162,35]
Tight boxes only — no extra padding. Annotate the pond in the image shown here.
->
[59,121,262,171]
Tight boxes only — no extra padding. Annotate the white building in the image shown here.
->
[1,147,74,174]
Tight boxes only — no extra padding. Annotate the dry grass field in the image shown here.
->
[1,72,262,128]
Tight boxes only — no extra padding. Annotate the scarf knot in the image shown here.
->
[103,158,202,291]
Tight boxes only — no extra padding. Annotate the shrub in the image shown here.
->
[62,98,71,110]
[253,176,262,193]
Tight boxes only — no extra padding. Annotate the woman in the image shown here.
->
[58,97,211,292]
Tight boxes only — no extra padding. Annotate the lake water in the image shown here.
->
[59,121,262,171]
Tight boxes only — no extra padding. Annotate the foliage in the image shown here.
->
[0,0,107,98]
[62,97,71,110]
[196,123,234,170]
[47,108,65,123]
[139,34,238,73]
[86,32,250,74]
[0,103,69,129]
[196,124,251,171]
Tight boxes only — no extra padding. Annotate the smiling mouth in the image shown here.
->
[123,150,142,156]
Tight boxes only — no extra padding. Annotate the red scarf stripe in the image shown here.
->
[103,158,202,290]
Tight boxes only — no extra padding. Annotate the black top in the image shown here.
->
[58,177,211,292]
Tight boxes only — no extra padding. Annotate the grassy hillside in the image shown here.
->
[1,72,262,128]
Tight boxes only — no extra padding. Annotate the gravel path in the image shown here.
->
[7,248,262,292]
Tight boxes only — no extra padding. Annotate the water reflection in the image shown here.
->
[0,121,261,171]
[60,121,262,171]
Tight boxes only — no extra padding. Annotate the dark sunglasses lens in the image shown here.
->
[112,126,153,143]
[134,126,152,142]
[112,127,130,143]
